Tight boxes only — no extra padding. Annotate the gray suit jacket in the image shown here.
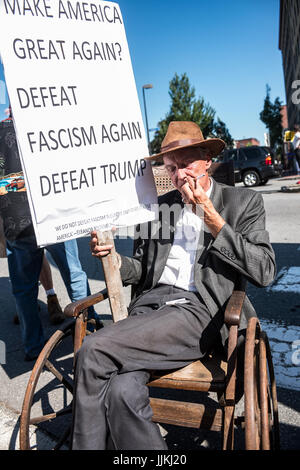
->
[120,179,276,343]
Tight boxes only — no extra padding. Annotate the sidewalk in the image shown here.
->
[235,174,300,193]
[0,401,59,450]
[278,174,300,192]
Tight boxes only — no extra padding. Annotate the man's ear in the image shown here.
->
[205,158,212,170]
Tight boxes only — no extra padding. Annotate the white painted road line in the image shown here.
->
[267,267,300,294]
[260,319,300,391]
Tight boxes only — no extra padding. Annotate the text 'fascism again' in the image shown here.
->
[27,121,143,153]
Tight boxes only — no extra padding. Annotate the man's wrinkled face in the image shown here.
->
[163,147,212,191]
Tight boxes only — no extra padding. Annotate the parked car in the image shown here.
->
[215,146,279,187]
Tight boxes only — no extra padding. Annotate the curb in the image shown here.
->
[280,184,300,193]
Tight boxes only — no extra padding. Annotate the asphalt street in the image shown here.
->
[0,174,299,451]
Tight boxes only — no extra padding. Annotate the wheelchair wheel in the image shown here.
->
[244,317,280,450]
[19,311,103,450]
[19,320,76,450]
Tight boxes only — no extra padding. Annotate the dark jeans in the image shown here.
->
[6,236,96,356]
[295,148,300,170]
[71,284,223,450]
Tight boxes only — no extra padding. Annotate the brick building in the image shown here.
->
[234,138,260,149]
[280,104,288,130]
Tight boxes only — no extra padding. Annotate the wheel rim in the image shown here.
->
[19,321,75,450]
[244,318,280,450]
[261,331,280,450]
[244,173,257,186]
[244,317,261,449]
[259,331,270,449]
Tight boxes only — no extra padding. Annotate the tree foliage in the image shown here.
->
[150,73,233,155]
[259,84,283,150]
[213,117,234,148]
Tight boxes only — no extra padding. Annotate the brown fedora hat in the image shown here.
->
[146,121,225,161]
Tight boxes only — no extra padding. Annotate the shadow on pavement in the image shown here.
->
[11,385,300,450]
[0,281,73,379]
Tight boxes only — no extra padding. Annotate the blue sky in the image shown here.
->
[0,0,285,145]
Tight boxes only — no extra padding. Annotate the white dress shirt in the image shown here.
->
[158,179,213,291]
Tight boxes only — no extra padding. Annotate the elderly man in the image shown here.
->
[71,121,276,450]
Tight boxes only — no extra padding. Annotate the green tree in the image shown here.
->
[212,118,234,148]
[150,73,216,155]
[259,84,283,150]
[150,73,233,155]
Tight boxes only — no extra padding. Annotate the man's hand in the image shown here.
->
[90,230,122,267]
[90,230,113,258]
[181,176,226,238]
[181,175,210,206]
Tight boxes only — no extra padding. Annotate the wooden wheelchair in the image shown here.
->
[19,163,280,450]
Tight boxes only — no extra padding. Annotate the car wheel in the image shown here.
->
[260,178,269,185]
[243,170,260,187]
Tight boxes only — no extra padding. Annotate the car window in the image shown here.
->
[241,147,263,160]
[261,146,274,157]
[213,151,224,162]
[225,150,238,161]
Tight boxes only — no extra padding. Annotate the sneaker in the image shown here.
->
[87,317,105,332]
[47,294,65,325]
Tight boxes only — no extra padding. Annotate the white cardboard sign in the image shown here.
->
[0,0,157,246]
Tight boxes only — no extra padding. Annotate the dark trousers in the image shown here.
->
[71,285,223,450]
[295,148,300,168]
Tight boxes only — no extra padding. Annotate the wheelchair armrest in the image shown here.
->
[224,289,246,327]
[64,288,108,318]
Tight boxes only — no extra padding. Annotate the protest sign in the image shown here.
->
[0,0,158,246]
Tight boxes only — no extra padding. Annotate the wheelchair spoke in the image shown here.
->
[44,359,74,394]
[20,322,75,450]
[29,403,73,425]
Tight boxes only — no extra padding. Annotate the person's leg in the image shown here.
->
[46,239,97,320]
[292,155,299,174]
[39,254,64,325]
[39,254,53,292]
[105,371,168,450]
[295,149,300,172]
[71,286,219,450]
[6,236,44,359]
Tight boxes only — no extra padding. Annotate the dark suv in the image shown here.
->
[216,146,279,187]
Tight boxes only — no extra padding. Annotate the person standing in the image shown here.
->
[12,252,65,326]
[292,124,300,173]
[0,115,101,361]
